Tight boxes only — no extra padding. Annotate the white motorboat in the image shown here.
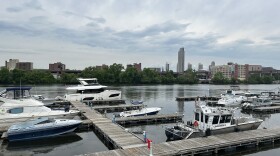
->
[32,94,56,106]
[7,117,82,142]
[241,97,272,110]
[221,85,245,97]
[165,99,263,140]
[64,78,121,101]
[217,94,246,106]
[119,107,161,117]
[0,99,79,127]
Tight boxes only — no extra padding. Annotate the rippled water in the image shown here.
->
[1,84,280,156]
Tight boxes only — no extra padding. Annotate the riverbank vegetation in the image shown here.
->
[0,65,276,85]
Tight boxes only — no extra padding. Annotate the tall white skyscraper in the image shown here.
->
[177,47,185,73]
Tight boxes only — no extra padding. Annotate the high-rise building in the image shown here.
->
[49,62,66,72]
[16,62,33,70]
[5,59,19,70]
[177,47,185,73]
[209,61,215,71]
[165,63,170,72]
[187,63,192,70]
[198,63,203,70]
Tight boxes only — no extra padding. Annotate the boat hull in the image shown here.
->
[165,121,262,140]
[128,110,159,117]
[7,123,81,142]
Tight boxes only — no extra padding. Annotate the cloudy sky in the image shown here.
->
[0,0,280,70]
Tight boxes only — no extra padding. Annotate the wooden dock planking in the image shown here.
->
[115,114,183,125]
[176,96,220,101]
[71,101,146,149]
[92,104,144,113]
[253,106,280,112]
[86,127,280,156]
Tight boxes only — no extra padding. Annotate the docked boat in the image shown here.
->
[241,97,272,110]
[165,99,263,140]
[221,85,245,97]
[64,78,121,101]
[217,94,246,106]
[120,107,161,117]
[0,99,79,127]
[7,117,82,142]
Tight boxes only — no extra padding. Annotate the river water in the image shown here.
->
[1,84,280,156]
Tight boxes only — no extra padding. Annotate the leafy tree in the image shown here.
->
[120,67,141,84]
[0,68,12,84]
[212,72,229,84]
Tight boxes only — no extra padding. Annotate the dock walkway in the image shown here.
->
[176,96,220,101]
[115,114,183,125]
[71,101,146,149]
[87,127,280,156]
[92,104,144,113]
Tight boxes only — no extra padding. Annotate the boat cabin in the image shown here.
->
[0,87,32,99]
[192,101,234,132]
[78,78,99,86]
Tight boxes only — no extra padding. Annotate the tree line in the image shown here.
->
[0,64,276,85]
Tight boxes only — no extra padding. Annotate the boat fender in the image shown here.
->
[0,108,5,114]
[234,127,240,132]
[193,120,199,127]
[205,128,211,136]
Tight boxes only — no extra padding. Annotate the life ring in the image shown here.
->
[0,108,6,114]
[193,120,199,127]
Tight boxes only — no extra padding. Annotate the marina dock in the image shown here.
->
[92,104,144,113]
[87,127,280,156]
[115,113,183,125]
[71,101,146,149]
[176,96,220,101]
[253,106,280,113]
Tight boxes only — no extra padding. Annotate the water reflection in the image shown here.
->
[177,101,184,114]
[2,133,82,154]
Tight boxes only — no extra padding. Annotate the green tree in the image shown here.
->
[0,68,12,84]
[120,67,141,84]
[212,72,229,84]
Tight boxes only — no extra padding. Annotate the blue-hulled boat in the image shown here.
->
[7,117,82,142]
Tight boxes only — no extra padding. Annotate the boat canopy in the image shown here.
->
[6,87,32,91]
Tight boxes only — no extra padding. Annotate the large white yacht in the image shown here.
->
[64,78,122,101]
[0,98,79,128]
[165,99,263,140]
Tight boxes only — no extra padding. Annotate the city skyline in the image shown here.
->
[0,1,280,70]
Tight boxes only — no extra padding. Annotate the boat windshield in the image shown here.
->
[35,119,54,125]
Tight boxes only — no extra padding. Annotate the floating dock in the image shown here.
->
[51,99,126,107]
[253,106,280,113]
[92,104,144,113]
[176,96,220,101]
[71,101,146,149]
[115,114,183,125]
[87,127,280,156]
